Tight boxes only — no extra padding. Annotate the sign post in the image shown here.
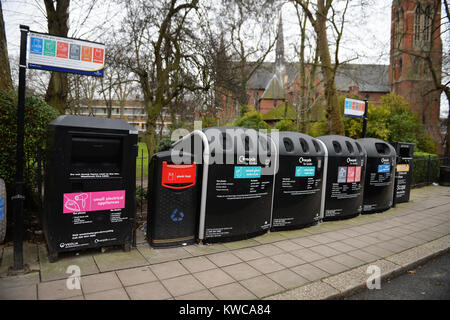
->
[10,25,105,273]
[362,99,369,138]
[344,98,369,138]
[10,25,29,273]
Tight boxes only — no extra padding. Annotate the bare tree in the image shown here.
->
[117,0,210,156]
[44,0,70,113]
[221,0,278,107]
[293,0,321,132]
[294,0,351,135]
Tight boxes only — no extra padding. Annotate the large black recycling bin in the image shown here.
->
[357,138,396,214]
[147,150,199,247]
[43,115,138,261]
[390,142,414,203]
[271,132,325,231]
[188,127,276,243]
[317,135,366,221]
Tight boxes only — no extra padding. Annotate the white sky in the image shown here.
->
[1,0,448,116]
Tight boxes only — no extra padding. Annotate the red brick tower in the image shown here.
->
[389,0,443,153]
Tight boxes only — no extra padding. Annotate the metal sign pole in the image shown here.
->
[12,25,29,272]
[362,99,368,138]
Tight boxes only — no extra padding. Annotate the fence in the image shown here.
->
[411,155,449,188]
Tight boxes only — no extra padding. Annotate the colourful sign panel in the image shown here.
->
[344,98,366,118]
[28,32,105,77]
[63,190,125,214]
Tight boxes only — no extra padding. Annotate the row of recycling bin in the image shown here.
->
[41,116,414,260]
[148,127,415,248]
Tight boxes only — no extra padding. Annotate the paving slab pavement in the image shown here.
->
[0,185,449,300]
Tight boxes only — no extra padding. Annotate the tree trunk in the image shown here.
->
[44,0,69,114]
[0,1,12,91]
[313,8,344,135]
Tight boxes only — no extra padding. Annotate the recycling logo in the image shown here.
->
[170,209,184,222]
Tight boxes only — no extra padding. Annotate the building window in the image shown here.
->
[423,6,432,42]
[414,5,422,45]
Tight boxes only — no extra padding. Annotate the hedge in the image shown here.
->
[0,90,59,209]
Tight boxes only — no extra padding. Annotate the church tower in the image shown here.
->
[274,11,286,78]
[389,0,443,152]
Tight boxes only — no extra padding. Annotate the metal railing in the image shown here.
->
[411,156,449,188]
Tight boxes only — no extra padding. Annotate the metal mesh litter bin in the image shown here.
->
[147,150,199,248]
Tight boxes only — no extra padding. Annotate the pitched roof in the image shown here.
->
[247,62,389,93]
[334,64,390,93]
[260,74,287,100]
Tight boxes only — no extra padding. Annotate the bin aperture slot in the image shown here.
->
[161,162,196,189]
[70,136,122,175]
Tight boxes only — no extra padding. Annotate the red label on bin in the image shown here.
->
[161,162,196,189]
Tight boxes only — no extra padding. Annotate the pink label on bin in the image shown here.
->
[354,166,362,182]
[63,190,125,213]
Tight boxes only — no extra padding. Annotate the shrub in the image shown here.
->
[340,93,436,153]
[157,138,173,152]
[0,90,59,208]
[232,109,271,131]
[275,119,296,132]
[307,121,328,137]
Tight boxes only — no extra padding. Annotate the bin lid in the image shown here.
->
[317,135,366,158]
[389,141,415,158]
[50,115,138,132]
[202,126,272,155]
[357,138,396,158]
[272,132,325,157]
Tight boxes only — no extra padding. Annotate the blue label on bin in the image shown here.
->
[378,164,391,173]
[234,166,261,179]
[0,198,4,220]
[295,166,316,177]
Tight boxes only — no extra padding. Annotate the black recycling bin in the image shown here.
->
[357,138,396,214]
[271,132,325,231]
[173,127,276,243]
[317,135,366,221]
[147,150,199,247]
[390,142,415,204]
[43,115,138,261]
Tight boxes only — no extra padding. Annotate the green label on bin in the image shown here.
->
[234,166,261,179]
[295,166,316,177]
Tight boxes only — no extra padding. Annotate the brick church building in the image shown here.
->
[217,0,443,152]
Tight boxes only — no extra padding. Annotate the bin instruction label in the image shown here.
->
[63,190,125,213]
[377,164,391,173]
[234,166,261,179]
[295,166,315,177]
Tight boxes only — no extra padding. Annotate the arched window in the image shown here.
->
[423,6,432,43]
[414,5,422,45]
